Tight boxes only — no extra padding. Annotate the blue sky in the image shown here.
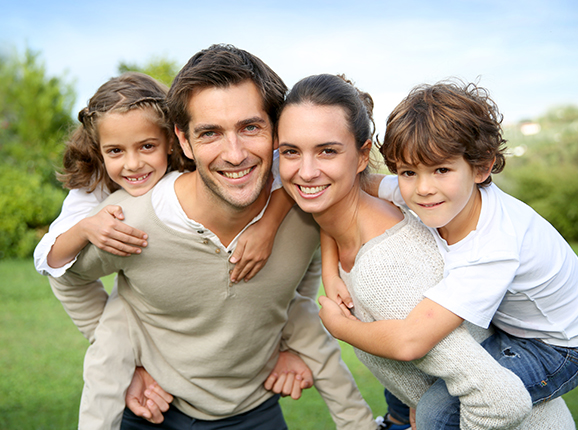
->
[2,0,577,132]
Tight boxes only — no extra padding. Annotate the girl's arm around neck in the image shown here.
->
[229,187,295,282]
[318,296,463,361]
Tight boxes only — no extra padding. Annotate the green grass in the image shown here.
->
[1,258,576,428]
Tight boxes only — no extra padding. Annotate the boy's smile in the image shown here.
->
[397,156,489,244]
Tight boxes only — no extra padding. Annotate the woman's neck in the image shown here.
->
[314,188,404,272]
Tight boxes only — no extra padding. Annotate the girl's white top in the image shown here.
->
[34,151,283,277]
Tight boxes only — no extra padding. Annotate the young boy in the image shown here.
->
[375,80,578,428]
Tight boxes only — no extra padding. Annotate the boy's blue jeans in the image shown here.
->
[415,329,578,429]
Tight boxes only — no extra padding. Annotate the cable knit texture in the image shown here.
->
[341,209,575,429]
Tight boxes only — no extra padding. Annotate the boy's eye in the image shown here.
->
[436,167,450,174]
[400,170,415,177]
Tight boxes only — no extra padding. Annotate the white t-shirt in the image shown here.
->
[34,151,282,277]
[379,176,578,347]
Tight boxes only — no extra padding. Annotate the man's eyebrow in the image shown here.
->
[237,116,268,128]
[193,123,223,135]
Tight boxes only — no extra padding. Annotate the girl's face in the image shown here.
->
[99,108,171,197]
[278,103,369,216]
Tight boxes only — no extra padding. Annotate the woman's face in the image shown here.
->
[278,103,369,215]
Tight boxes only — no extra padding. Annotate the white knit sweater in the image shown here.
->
[340,209,575,429]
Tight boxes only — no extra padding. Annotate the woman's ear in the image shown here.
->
[357,139,372,174]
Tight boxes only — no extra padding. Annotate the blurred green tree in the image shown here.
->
[498,105,578,242]
[118,56,180,87]
[0,48,75,258]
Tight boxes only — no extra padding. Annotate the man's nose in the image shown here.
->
[222,134,248,166]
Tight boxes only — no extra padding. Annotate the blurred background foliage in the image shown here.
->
[1,47,577,259]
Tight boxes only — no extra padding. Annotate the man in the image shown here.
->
[50,44,377,429]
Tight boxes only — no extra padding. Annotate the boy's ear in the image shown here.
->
[475,157,495,184]
[175,125,194,161]
[357,139,372,174]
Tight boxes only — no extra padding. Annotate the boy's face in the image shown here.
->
[396,156,489,244]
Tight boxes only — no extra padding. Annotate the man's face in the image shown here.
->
[176,80,274,210]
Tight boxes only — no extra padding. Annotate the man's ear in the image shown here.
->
[475,157,495,184]
[175,125,194,160]
[357,139,372,174]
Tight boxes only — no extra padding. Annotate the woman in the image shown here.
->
[276,74,574,429]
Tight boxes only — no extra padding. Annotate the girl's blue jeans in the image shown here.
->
[415,329,578,429]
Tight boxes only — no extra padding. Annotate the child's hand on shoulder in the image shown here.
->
[81,205,148,256]
[229,219,275,283]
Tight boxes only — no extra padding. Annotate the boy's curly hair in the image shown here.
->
[379,80,507,186]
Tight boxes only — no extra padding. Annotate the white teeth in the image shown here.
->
[126,173,150,182]
[223,168,251,179]
[299,185,328,194]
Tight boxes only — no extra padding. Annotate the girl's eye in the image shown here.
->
[107,148,122,155]
[142,143,155,151]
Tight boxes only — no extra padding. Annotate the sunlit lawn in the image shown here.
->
[1,257,576,428]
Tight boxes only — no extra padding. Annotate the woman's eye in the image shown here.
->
[321,148,337,155]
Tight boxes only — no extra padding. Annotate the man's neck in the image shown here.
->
[174,171,269,246]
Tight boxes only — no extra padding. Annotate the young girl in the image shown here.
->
[322,80,578,429]
[34,72,297,428]
[280,74,575,429]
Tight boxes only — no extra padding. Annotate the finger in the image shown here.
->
[235,259,253,283]
[145,386,172,412]
[290,375,303,400]
[101,246,132,257]
[144,398,165,424]
[272,372,288,394]
[126,397,152,420]
[337,288,353,308]
[150,384,174,405]
[242,260,266,282]
[229,241,246,265]
[281,371,296,397]
[105,205,125,220]
[300,374,313,390]
[264,372,279,391]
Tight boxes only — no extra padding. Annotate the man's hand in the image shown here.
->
[125,367,173,424]
[264,350,313,400]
